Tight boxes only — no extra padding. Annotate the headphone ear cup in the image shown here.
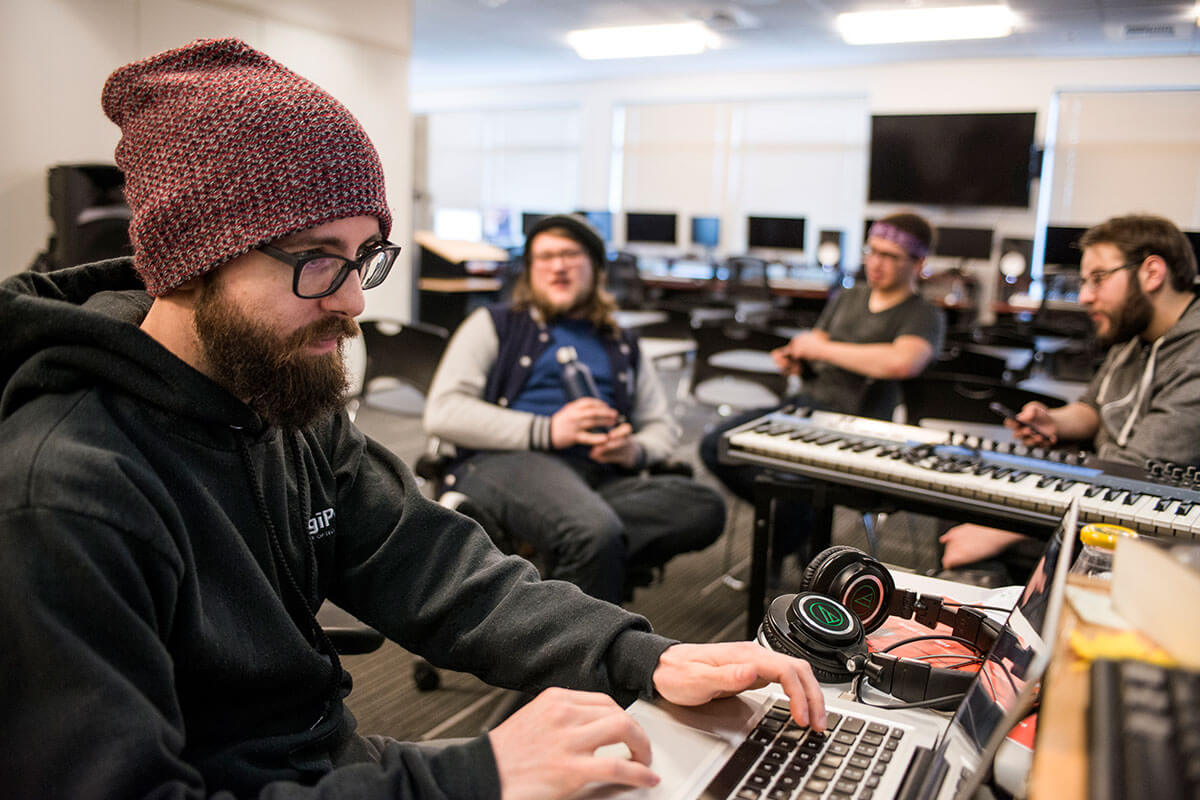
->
[802,546,895,634]
[800,545,861,593]
[759,593,867,685]
[759,622,855,682]
[810,663,856,683]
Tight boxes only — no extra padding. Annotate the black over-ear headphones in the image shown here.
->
[758,546,1002,710]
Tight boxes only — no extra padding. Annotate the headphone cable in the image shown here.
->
[940,599,1013,614]
[877,633,985,656]
[851,674,968,710]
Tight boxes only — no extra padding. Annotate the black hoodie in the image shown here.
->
[0,259,672,799]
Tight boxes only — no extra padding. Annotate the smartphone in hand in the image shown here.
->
[988,401,1053,441]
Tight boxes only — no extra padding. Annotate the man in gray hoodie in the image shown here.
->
[941,213,1200,568]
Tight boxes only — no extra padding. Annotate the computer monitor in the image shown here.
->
[691,216,721,248]
[625,212,678,245]
[575,210,614,244]
[747,216,806,251]
[1042,225,1089,269]
[521,212,552,238]
[935,226,994,260]
[481,208,514,245]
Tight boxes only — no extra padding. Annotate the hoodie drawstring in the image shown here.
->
[1115,336,1163,448]
[1095,336,1165,449]
[235,433,343,716]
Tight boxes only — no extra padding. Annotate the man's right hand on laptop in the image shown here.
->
[488,687,659,799]
[651,642,827,732]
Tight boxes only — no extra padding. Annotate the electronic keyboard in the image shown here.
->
[720,408,1200,540]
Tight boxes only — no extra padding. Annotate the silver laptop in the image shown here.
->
[580,499,1079,800]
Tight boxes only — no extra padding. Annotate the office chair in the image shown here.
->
[724,255,774,308]
[927,344,1012,382]
[901,373,1066,428]
[356,319,449,415]
[606,251,649,309]
[316,601,385,656]
[686,318,790,413]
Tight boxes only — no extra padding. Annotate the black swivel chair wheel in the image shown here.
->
[412,657,441,692]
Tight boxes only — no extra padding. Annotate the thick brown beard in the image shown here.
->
[193,278,360,429]
[1098,277,1154,346]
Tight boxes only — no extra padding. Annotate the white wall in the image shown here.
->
[414,53,1200,315]
[0,0,414,320]
[415,53,1200,224]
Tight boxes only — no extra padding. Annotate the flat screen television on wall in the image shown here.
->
[868,112,1038,208]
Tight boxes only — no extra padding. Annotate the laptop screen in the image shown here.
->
[923,499,1079,798]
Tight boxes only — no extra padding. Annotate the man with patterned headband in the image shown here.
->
[0,38,828,800]
[699,212,945,573]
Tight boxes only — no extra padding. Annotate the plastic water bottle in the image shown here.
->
[1069,523,1138,580]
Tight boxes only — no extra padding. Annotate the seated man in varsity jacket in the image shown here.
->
[424,214,726,605]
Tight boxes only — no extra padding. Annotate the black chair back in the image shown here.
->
[358,319,450,403]
[927,345,1010,382]
[688,319,789,408]
[606,251,647,308]
[901,373,1066,426]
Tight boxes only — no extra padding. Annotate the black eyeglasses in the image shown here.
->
[1080,262,1137,292]
[862,244,908,266]
[258,240,401,299]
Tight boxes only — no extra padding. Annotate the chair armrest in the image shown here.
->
[323,625,386,655]
[316,602,385,655]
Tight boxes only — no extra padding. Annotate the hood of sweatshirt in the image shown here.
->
[0,258,263,434]
[1092,291,1200,454]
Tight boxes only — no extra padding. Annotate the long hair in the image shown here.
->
[511,222,620,334]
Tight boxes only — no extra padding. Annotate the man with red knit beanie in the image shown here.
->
[0,38,825,799]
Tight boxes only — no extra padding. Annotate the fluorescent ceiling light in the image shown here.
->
[836,5,1015,45]
[567,22,715,59]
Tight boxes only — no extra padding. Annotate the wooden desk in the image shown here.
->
[1028,576,1097,800]
[417,277,502,331]
[766,278,833,300]
[1028,577,1160,800]
[640,275,716,292]
[418,277,501,293]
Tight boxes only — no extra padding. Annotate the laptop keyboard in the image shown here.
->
[1088,658,1200,800]
[701,702,905,800]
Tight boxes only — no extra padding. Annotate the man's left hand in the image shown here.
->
[588,422,642,469]
[651,642,827,731]
[785,330,830,363]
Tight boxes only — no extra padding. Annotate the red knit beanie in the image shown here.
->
[101,38,392,296]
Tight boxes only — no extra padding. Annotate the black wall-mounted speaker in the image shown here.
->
[817,229,845,269]
[997,236,1034,300]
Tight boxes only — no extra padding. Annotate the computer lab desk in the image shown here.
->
[1026,574,1159,800]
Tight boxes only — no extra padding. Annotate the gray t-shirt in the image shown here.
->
[803,285,945,419]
